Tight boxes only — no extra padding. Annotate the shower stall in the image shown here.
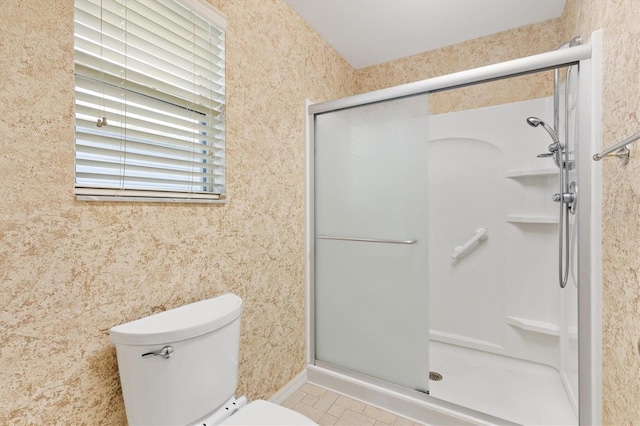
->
[306,34,601,425]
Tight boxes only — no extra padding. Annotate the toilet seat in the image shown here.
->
[220,400,316,425]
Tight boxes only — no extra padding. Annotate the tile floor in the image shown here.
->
[281,383,423,426]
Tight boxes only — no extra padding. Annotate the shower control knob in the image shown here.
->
[553,192,577,204]
[548,142,565,153]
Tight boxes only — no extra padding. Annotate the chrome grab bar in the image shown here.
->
[451,228,488,259]
[316,235,417,245]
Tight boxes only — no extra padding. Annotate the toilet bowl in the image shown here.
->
[110,293,316,426]
[219,400,314,425]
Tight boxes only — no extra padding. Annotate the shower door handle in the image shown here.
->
[316,235,417,245]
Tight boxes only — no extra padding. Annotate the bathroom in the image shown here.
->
[1,0,639,424]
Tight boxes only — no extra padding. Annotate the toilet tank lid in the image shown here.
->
[110,293,242,346]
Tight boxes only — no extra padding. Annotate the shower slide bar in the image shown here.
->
[316,235,417,245]
[451,227,489,259]
[593,131,640,165]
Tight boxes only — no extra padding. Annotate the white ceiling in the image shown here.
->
[285,0,566,69]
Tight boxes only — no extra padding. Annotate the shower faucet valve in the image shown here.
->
[552,192,576,204]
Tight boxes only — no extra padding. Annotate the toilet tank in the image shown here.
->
[110,294,243,426]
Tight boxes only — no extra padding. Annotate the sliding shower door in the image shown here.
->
[313,95,430,392]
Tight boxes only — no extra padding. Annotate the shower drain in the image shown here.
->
[429,371,443,381]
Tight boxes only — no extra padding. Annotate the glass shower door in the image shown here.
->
[314,95,430,392]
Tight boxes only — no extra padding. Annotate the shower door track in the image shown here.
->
[306,32,602,426]
[309,361,518,426]
[309,44,591,115]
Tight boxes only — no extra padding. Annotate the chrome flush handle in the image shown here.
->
[141,346,174,359]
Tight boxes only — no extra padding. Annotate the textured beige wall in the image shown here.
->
[355,18,565,92]
[560,0,640,424]
[0,0,355,423]
[3,0,639,423]
[355,19,566,113]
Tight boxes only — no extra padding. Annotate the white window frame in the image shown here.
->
[73,0,227,203]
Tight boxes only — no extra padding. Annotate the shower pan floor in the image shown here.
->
[429,341,577,425]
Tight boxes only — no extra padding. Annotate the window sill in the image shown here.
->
[76,195,227,204]
[74,188,227,204]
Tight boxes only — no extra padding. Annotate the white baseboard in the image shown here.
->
[269,370,308,404]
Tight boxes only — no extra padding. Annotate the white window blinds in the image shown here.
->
[74,0,226,202]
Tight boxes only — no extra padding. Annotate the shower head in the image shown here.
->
[526,116,560,144]
[526,117,543,127]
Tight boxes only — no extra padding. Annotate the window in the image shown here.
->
[74,0,226,202]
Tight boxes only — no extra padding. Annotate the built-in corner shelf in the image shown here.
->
[506,215,557,224]
[506,316,560,336]
[505,168,558,178]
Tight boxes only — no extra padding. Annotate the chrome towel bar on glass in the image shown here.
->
[316,235,417,245]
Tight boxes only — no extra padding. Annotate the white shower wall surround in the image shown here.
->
[430,96,558,364]
[427,95,578,412]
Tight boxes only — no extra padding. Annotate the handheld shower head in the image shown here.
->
[526,116,560,144]
[526,117,543,127]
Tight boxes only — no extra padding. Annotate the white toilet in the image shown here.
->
[110,293,316,425]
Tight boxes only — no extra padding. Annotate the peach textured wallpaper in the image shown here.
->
[563,0,640,423]
[2,0,640,424]
[355,19,565,114]
[0,0,355,423]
